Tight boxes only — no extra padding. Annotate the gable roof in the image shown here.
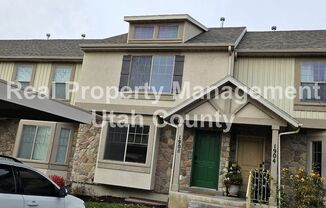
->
[237,30,326,52]
[164,76,301,128]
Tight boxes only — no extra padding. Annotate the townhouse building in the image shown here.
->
[0,14,326,208]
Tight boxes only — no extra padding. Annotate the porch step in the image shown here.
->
[188,199,246,208]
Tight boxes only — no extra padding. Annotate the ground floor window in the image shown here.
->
[18,125,52,161]
[15,120,74,164]
[104,124,149,164]
[312,141,322,176]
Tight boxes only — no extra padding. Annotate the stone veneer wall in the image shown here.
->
[179,127,195,189]
[154,125,176,194]
[281,134,307,170]
[178,128,230,193]
[66,126,79,182]
[218,132,231,192]
[70,124,101,183]
[0,119,19,156]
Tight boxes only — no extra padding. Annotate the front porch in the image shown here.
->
[168,124,274,208]
[163,77,301,208]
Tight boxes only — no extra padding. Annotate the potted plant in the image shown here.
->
[224,162,243,196]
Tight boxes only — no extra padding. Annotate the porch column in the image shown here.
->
[269,125,279,207]
[171,121,184,192]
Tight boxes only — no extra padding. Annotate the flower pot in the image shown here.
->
[228,184,240,196]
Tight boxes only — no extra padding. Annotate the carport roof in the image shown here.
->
[0,79,95,124]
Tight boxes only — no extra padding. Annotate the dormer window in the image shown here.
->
[158,25,179,39]
[125,14,207,43]
[134,25,154,39]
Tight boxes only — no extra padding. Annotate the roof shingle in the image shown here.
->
[237,30,326,51]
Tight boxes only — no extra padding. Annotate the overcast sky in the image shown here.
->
[1,0,325,39]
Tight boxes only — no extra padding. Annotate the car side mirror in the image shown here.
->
[57,187,67,198]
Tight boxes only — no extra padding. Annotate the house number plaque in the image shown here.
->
[272,144,277,164]
[177,136,182,153]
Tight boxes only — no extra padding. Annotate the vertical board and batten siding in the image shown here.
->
[70,63,82,105]
[234,57,326,120]
[0,62,81,105]
[0,62,15,80]
[33,63,52,90]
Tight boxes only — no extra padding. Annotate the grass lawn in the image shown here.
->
[85,202,150,208]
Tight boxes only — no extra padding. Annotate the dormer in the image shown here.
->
[124,14,207,43]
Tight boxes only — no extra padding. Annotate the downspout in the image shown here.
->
[277,125,302,207]
[228,45,233,76]
[163,120,179,192]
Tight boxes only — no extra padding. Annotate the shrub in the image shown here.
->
[224,162,243,186]
[280,168,326,208]
[49,175,65,188]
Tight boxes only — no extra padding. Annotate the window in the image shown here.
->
[134,26,154,39]
[312,141,322,176]
[18,167,57,196]
[55,128,71,163]
[129,56,175,92]
[104,124,150,164]
[18,125,52,161]
[52,66,73,100]
[158,25,179,39]
[14,65,34,88]
[300,62,326,102]
[0,164,16,194]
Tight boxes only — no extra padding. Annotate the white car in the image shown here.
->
[0,155,85,208]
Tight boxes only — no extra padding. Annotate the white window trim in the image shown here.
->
[157,24,179,39]
[12,63,36,88]
[129,23,182,42]
[13,120,75,167]
[129,55,175,93]
[50,64,75,101]
[97,116,158,172]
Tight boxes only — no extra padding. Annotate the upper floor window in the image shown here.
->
[134,26,154,39]
[104,124,149,164]
[52,65,73,100]
[14,64,34,88]
[129,55,175,92]
[158,25,179,39]
[300,62,326,102]
[119,55,184,94]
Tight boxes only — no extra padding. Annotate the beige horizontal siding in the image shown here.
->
[235,57,326,120]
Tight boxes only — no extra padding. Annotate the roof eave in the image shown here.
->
[0,56,83,62]
[80,43,235,52]
[124,14,208,31]
[236,49,326,57]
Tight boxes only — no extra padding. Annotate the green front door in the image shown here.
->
[191,130,221,189]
